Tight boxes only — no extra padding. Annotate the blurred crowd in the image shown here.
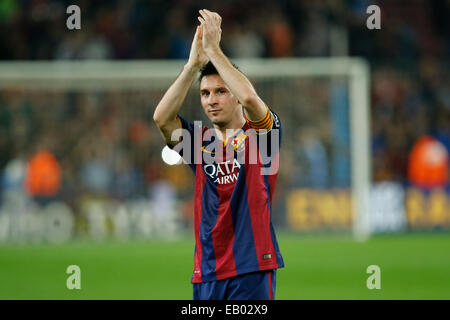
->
[0,0,448,60]
[0,90,193,199]
[0,0,449,229]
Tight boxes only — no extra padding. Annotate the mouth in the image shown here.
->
[209,109,221,115]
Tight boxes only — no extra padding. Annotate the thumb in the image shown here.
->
[197,25,203,39]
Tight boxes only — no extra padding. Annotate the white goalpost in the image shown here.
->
[0,58,371,241]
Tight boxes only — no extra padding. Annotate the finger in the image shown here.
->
[202,9,212,16]
[197,25,203,39]
[194,26,201,40]
[197,16,206,25]
[199,9,209,21]
[203,10,221,27]
[200,9,213,24]
[204,9,216,19]
[204,9,219,20]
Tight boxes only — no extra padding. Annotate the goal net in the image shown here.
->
[0,58,371,243]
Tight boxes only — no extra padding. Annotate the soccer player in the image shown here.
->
[153,9,284,300]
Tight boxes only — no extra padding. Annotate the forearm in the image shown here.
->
[207,47,266,119]
[153,63,200,126]
[206,48,256,104]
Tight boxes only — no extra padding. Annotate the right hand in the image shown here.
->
[187,25,209,69]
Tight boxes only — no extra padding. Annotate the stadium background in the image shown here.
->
[0,0,449,299]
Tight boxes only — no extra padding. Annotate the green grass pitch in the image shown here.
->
[0,232,449,299]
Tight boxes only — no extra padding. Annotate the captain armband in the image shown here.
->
[243,107,274,133]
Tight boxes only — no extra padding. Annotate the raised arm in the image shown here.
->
[198,9,267,122]
[153,26,208,147]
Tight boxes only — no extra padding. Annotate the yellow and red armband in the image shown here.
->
[243,107,274,132]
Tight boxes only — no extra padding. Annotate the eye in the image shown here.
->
[201,91,209,97]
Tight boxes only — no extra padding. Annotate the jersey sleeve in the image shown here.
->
[243,106,274,133]
[244,106,282,144]
[244,108,282,175]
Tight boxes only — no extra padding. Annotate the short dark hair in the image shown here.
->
[198,61,240,82]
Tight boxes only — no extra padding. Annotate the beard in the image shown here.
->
[210,115,230,128]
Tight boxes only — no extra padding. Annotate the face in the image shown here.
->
[200,74,241,127]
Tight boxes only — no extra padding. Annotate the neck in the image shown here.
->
[213,115,246,142]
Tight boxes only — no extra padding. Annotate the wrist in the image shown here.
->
[184,62,202,73]
[205,46,222,58]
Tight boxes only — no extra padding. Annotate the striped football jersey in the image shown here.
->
[171,107,284,283]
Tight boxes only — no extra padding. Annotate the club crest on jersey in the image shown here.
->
[200,131,247,154]
[231,131,247,153]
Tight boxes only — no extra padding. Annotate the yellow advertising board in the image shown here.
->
[287,187,449,231]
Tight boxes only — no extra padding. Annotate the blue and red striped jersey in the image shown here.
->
[172,108,284,283]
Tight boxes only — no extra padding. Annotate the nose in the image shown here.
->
[207,93,218,105]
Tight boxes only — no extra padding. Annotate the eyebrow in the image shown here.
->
[200,87,228,93]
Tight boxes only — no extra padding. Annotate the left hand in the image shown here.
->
[187,25,209,70]
[198,9,222,54]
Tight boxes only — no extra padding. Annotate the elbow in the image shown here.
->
[154,111,177,129]
[153,111,164,128]
[153,113,160,126]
